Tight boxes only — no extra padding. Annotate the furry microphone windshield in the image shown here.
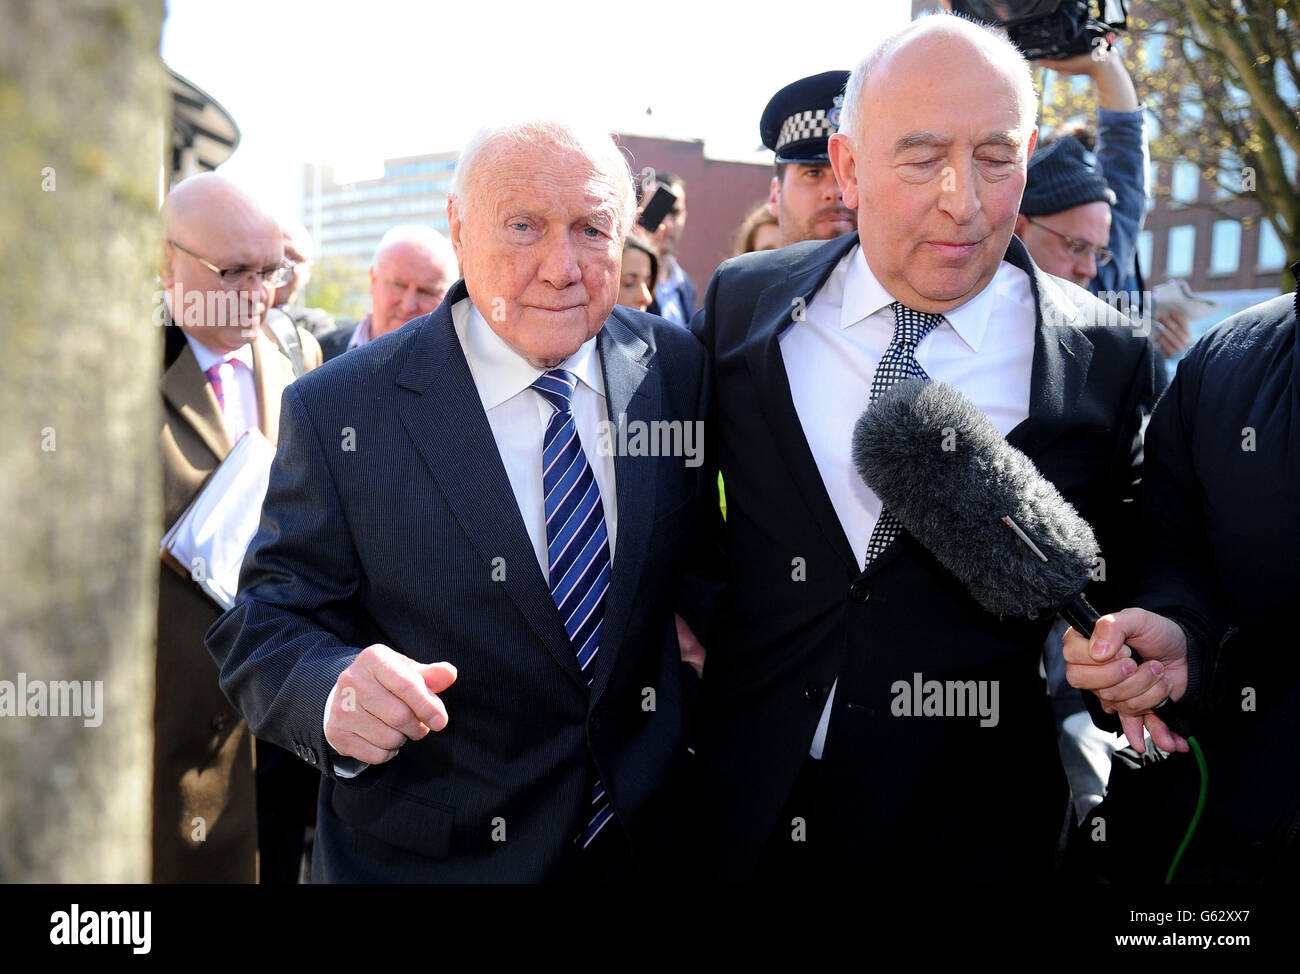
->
[851,378,1098,620]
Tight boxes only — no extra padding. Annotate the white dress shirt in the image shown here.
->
[779,244,1037,758]
[185,332,259,441]
[451,297,618,575]
[326,297,618,773]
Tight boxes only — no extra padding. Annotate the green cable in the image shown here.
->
[1164,736,1208,884]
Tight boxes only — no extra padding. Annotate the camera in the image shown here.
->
[946,1,1129,61]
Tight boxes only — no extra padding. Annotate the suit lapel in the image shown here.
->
[586,314,655,704]
[160,341,232,461]
[743,235,861,574]
[395,285,587,690]
[251,331,295,444]
[1002,237,1096,458]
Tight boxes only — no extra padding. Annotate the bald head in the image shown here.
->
[840,14,1038,146]
[161,173,284,352]
[367,225,459,338]
[827,13,1039,313]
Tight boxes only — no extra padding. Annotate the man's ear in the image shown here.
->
[159,243,175,290]
[1025,126,1039,162]
[447,197,465,264]
[828,134,860,210]
[767,175,780,218]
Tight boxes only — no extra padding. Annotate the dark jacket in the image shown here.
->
[207,282,712,882]
[688,232,1154,879]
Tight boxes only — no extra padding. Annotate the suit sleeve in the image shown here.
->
[675,267,730,651]
[206,382,365,777]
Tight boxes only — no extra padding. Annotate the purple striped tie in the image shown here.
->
[204,362,227,413]
[531,369,615,847]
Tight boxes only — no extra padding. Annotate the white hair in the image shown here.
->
[370,224,458,277]
[839,12,1039,145]
[448,119,637,238]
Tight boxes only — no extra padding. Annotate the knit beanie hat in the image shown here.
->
[1021,136,1117,216]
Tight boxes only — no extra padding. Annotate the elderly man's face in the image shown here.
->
[450,143,624,369]
[830,37,1035,313]
[368,240,454,338]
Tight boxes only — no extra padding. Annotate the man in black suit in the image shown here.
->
[207,120,710,882]
[684,13,1154,880]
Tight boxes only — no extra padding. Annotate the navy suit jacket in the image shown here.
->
[207,280,711,881]
[687,233,1155,879]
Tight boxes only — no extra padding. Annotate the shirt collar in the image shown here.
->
[348,313,372,350]
[457,298,605,411]
[184,331,255,373]
[842,243,1002,353]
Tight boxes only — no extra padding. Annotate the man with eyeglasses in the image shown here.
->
[318,225,458,362]
[157,173,322,883]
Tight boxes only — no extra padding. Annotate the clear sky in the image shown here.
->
[160,0,912,219]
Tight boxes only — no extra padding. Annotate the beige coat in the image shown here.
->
[154,327,321,883]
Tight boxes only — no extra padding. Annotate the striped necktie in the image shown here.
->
[862,302,944,567]
[531,369,615,846]
[204,362,228,413]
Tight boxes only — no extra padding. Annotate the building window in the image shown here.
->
[1166,225,1196,278]
[1208,220,1241,275]
[1170,160,1200,206]
[1137,230,1154,277]
[1257,221,1287,270]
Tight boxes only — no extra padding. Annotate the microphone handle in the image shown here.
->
[1060,593,1195,739]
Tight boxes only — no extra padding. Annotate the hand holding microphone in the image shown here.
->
[850,378,1193,741]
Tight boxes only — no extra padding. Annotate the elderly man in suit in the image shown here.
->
[684,13,1154,881]
[207,120,710,882]
[318,225,458,362]
[157,173,322,882]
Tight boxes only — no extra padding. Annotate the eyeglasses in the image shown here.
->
[1024,219,1114,267]
[168,239,292,288]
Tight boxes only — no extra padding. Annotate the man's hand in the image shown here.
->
[325,644,457,765]
[1063,608,1189,755]
[1154,309,1192,357]
[676,614,706,678]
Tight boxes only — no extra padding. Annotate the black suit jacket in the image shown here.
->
[688,232,1154,879]
[317,324,355,362]
[207,281,711,881]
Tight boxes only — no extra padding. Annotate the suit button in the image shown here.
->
[211,714,227,732]
[590,715,602,731]
[848,582,870,603]
[803,683,821,701]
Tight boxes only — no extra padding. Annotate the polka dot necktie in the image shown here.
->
[530,369,615,847]
[861,302,944,568]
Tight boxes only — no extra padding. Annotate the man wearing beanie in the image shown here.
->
[1016,49,1143,294]
[1016,47,1189,365]
[1018,136,1117,290]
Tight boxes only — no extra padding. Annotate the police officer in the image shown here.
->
[760,70,858,247]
